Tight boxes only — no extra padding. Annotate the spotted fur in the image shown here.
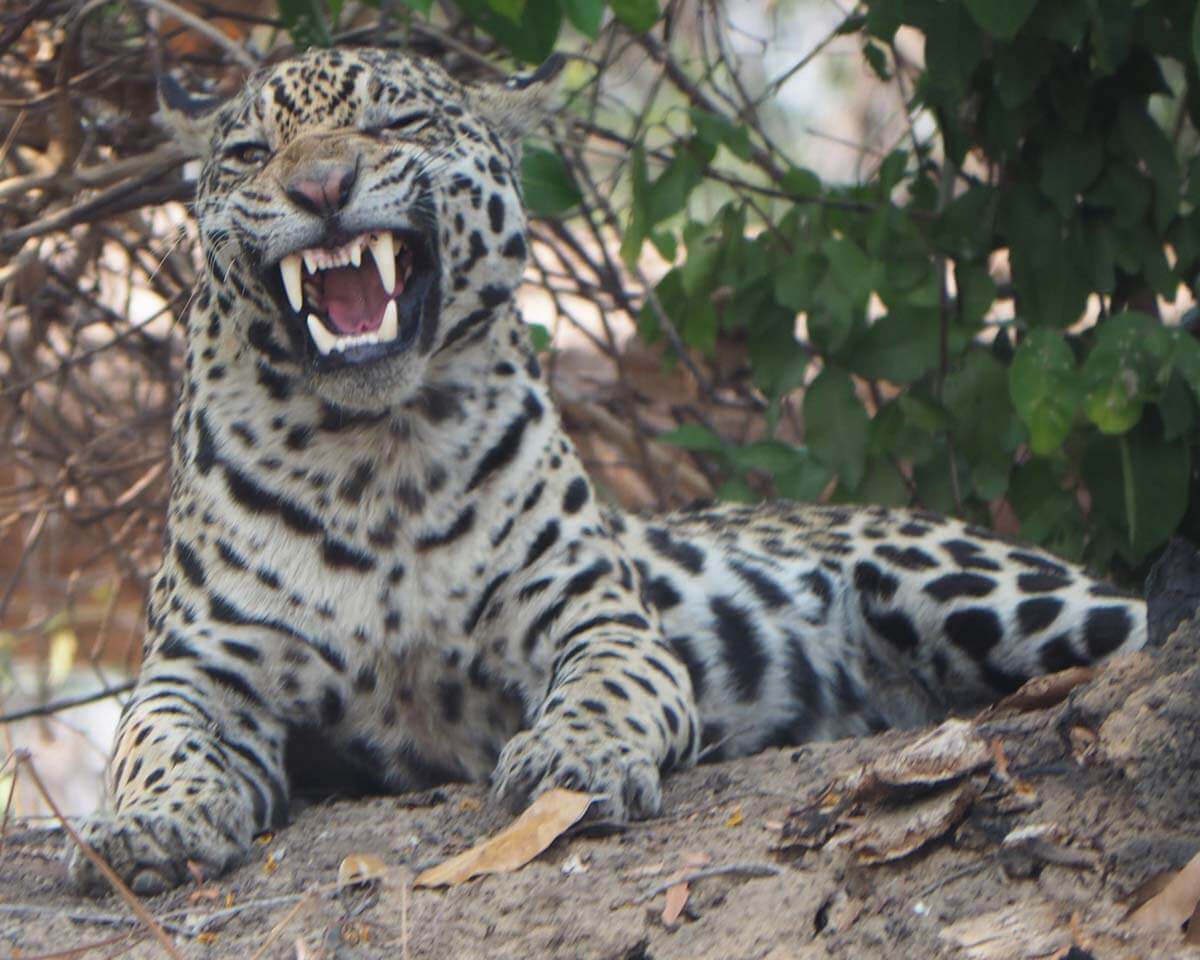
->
[67,48,1146,895]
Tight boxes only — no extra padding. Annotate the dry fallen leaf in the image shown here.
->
[725,804,744,827]
[833,778,979,864]
[414,788,596,887]
[844,718,991,800]
[338,853,387,888]
[1126,848,1200,935]
[988,666,1097,715]
[560,852,590,876]
[661,881,690,926]
[940,902,1070,959]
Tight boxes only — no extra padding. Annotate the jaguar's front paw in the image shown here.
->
[67,810,252,896]
[491,724,662,821]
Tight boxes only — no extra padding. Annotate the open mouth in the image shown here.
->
[272,229,436,367]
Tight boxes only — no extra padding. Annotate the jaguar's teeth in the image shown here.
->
[369,231,396,295]
[379,299,398,343]
[350,244,362,268]
[303,251,318,275]
[279,254,303,313]
[307,314,337,355]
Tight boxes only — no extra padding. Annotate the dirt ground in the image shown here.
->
[3,614,1200,960]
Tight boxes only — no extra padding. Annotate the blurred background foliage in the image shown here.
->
[280,0,1200,578]
[1,0,1199,731]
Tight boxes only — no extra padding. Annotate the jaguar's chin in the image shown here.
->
[264,228,439,371]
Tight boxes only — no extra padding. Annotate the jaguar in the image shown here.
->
[67,46,1146,895]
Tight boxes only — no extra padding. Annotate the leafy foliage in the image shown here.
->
[294,0,1200,575]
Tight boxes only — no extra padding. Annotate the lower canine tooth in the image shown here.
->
[379,300,398,342]
[307,314,337,355]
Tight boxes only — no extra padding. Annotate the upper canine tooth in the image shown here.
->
[280,254,303,312]
[369,232,396,295]
[307,314,337,355]
[379,299,398,343]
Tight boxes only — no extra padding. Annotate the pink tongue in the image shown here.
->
[322,265,391,335]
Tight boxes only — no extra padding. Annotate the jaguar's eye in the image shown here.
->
[225,142,270,165]
[376,111,432,134]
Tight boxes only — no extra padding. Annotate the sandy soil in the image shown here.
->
[3,616,1200,960]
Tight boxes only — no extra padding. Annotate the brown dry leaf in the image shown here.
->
[661,881,690,926]
[725,804,744,827]
[1068,725,1097,761]
[940,901,1070,959]
[338,853,387,888]
[988,666,1097,715]
[1126,848,1200,934]
[682,851,712,869]
[1186,897,1200,945]
[844,718,990,800]
[989,739,1010,781]
[414,789,595,887]
[835,779,978,864]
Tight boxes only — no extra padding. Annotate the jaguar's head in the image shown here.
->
[164,48,561,411]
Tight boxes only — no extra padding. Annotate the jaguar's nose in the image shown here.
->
[285,161,358,218]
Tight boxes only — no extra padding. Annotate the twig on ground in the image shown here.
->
[17,751,185,960]
[633,863,783,904]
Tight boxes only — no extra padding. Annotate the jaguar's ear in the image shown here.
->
[469,54,566,147]
[157,75,225,157]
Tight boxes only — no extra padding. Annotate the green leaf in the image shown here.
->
[486,0,526,24]
[559,0,603,36]
[843,307,940,384]
[456,0,561,61]
[730,440,805,476]
[1080,311,1172,434]
[853,458,910,507]
[277,0,333,46]
[659,423,725,453]
[1038,136,1103,219]
[621,146,649,269]
[688,109,752,160]
[955,262,997,328]
[1171,328,1200,403]
[774,457,835,502]
[646,140,713,225]
[395,0,433,11]
[521,147,581,216]
[1085,425,1191,565]
[963,0,1037,39]
[1158,372,1195,443]
[527,322,552,353]
[1193,2,1200,71]
[782,167,821,199]
[803,367,869,491]
[863,41,891,81]
[773,250,824,313]
[1008,459,1083,556]
[943,350,1017,498]
[915,1,985,111]
[609,0,658,32]
[1009,330,1081,455]
[747,304,811,400]
[1117,102,1180,233]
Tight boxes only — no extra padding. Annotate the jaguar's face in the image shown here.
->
[172,48,557,411]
